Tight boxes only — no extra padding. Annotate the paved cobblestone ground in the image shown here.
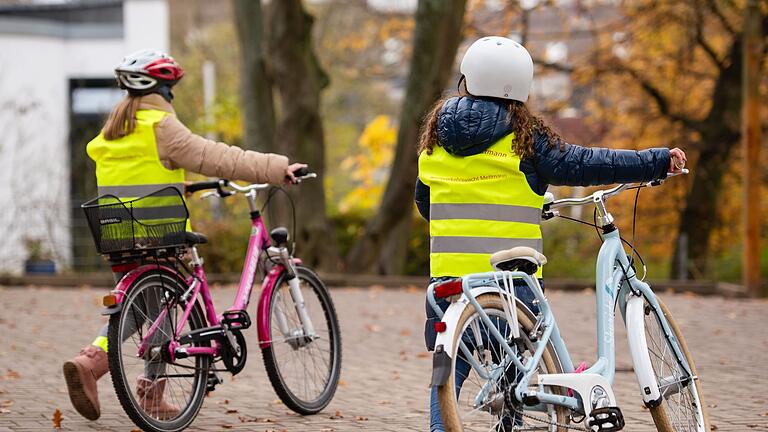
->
[0,285,765,431]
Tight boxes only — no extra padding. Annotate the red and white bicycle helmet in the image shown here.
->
[114,49,185,94]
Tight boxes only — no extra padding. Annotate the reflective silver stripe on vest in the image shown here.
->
[131,206,188,220]
[430,203,541,225]
[431,237,543,254]
[98,183,184,197]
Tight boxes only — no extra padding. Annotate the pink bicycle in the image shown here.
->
[82,169,341,432]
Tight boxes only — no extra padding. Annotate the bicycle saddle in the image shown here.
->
[182,231,209,245]
[163,231,209,246]
[490,246,547,275]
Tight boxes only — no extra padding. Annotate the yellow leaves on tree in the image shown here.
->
[339,115,396,213]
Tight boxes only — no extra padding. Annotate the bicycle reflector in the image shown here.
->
[434,278,463,299]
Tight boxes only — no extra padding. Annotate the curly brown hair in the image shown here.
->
[417,84,562,158]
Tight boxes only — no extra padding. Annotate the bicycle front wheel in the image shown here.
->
[644,298,710,432]
[261,265,342,415]
[108,270,210,432]
[437,294,569,432]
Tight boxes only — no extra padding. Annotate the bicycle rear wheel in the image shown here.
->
[437,294,569,432]
[108,270,210,432]
[643,298,710,432]
[261,265,342,415]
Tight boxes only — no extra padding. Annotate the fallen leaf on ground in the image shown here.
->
[52,409,62,429]
[329,410,344,419]
[355,415,368,421]
[226,408,239,414]
[0,400,12,408]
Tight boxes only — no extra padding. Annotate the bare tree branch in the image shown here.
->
[610,62,702,133]
[705,0,736,35]
[533,58,574,73]
[694,1,725,69]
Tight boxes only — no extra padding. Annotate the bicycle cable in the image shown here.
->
[261,185,298,257]
[558,206,648,281]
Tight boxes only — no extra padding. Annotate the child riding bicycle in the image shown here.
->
[415,36,686,432]
[62,49,305,421]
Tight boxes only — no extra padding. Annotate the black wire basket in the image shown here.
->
[82,186,189,254]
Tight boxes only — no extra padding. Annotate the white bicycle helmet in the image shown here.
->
[114,49,184,94]
[460,36,534,102]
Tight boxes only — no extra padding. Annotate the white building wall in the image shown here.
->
[0,0,168,275]
[124,0,169,53]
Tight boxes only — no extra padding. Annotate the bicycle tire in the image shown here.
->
[108,270,210,432]
[645,299,710,432]
[261,265,342,415]
[437,294,569,432]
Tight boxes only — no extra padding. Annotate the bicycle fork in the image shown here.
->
[268,245,317,349]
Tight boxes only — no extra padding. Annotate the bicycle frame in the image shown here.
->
[429,225,694,417]
[107,188,309,362]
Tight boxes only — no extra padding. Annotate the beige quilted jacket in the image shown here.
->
[140,94,289,184]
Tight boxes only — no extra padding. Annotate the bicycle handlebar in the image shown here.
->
[186,170,317,199]
[545,169,688,211]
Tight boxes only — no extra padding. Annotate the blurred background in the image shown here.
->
[0,0,765,293]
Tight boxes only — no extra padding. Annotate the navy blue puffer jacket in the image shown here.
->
[415,96,670,220]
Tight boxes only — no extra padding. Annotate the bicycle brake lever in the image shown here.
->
[199,191,218,200]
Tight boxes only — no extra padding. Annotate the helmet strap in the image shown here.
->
[155,84,174,103]
[456,75,465,94]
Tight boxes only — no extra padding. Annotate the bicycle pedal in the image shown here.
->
[222,309,252,329]
[206,371,224,392]
[587,406,625,431]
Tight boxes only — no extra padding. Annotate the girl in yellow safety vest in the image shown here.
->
[416,37,687,432]
[63,49,305,422]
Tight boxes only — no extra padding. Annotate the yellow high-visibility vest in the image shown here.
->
[418,133,544,278]
[86,109,188,230]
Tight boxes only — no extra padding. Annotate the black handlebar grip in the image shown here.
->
[292,166,310,178]
[186,180,223,194]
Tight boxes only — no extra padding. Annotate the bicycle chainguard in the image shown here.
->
[221,309,251,329]
[587,406,625,431]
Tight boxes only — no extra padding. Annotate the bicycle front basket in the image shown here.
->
[81,186,189,254]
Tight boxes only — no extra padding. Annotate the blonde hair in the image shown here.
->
[101,95,141,140]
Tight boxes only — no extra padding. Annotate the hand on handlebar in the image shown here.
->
[669,148,687,174]
[285,163,308,185]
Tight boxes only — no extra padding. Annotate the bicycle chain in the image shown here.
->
[510,407,590,431]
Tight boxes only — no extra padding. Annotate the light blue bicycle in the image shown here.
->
[428,170,709,432]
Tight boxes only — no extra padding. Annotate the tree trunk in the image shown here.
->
[265,0,338,271]
[233,0,276,152]
[346,0,468,274]
[671,31,747,279]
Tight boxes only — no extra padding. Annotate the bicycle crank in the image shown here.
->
[221,328,247,375]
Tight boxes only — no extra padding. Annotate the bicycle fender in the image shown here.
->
[256,259,305,349]
[101,304,123,316]
[256,265,285,349]
[108,264,185,307]
[432,285,504,377]
[626,295,662,406]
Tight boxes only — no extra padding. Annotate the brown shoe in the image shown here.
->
[136,375,180,420]
[62,345,109,420]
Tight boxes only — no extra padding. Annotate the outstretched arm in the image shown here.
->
[155,115,290,184]
[533,132,671,188]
